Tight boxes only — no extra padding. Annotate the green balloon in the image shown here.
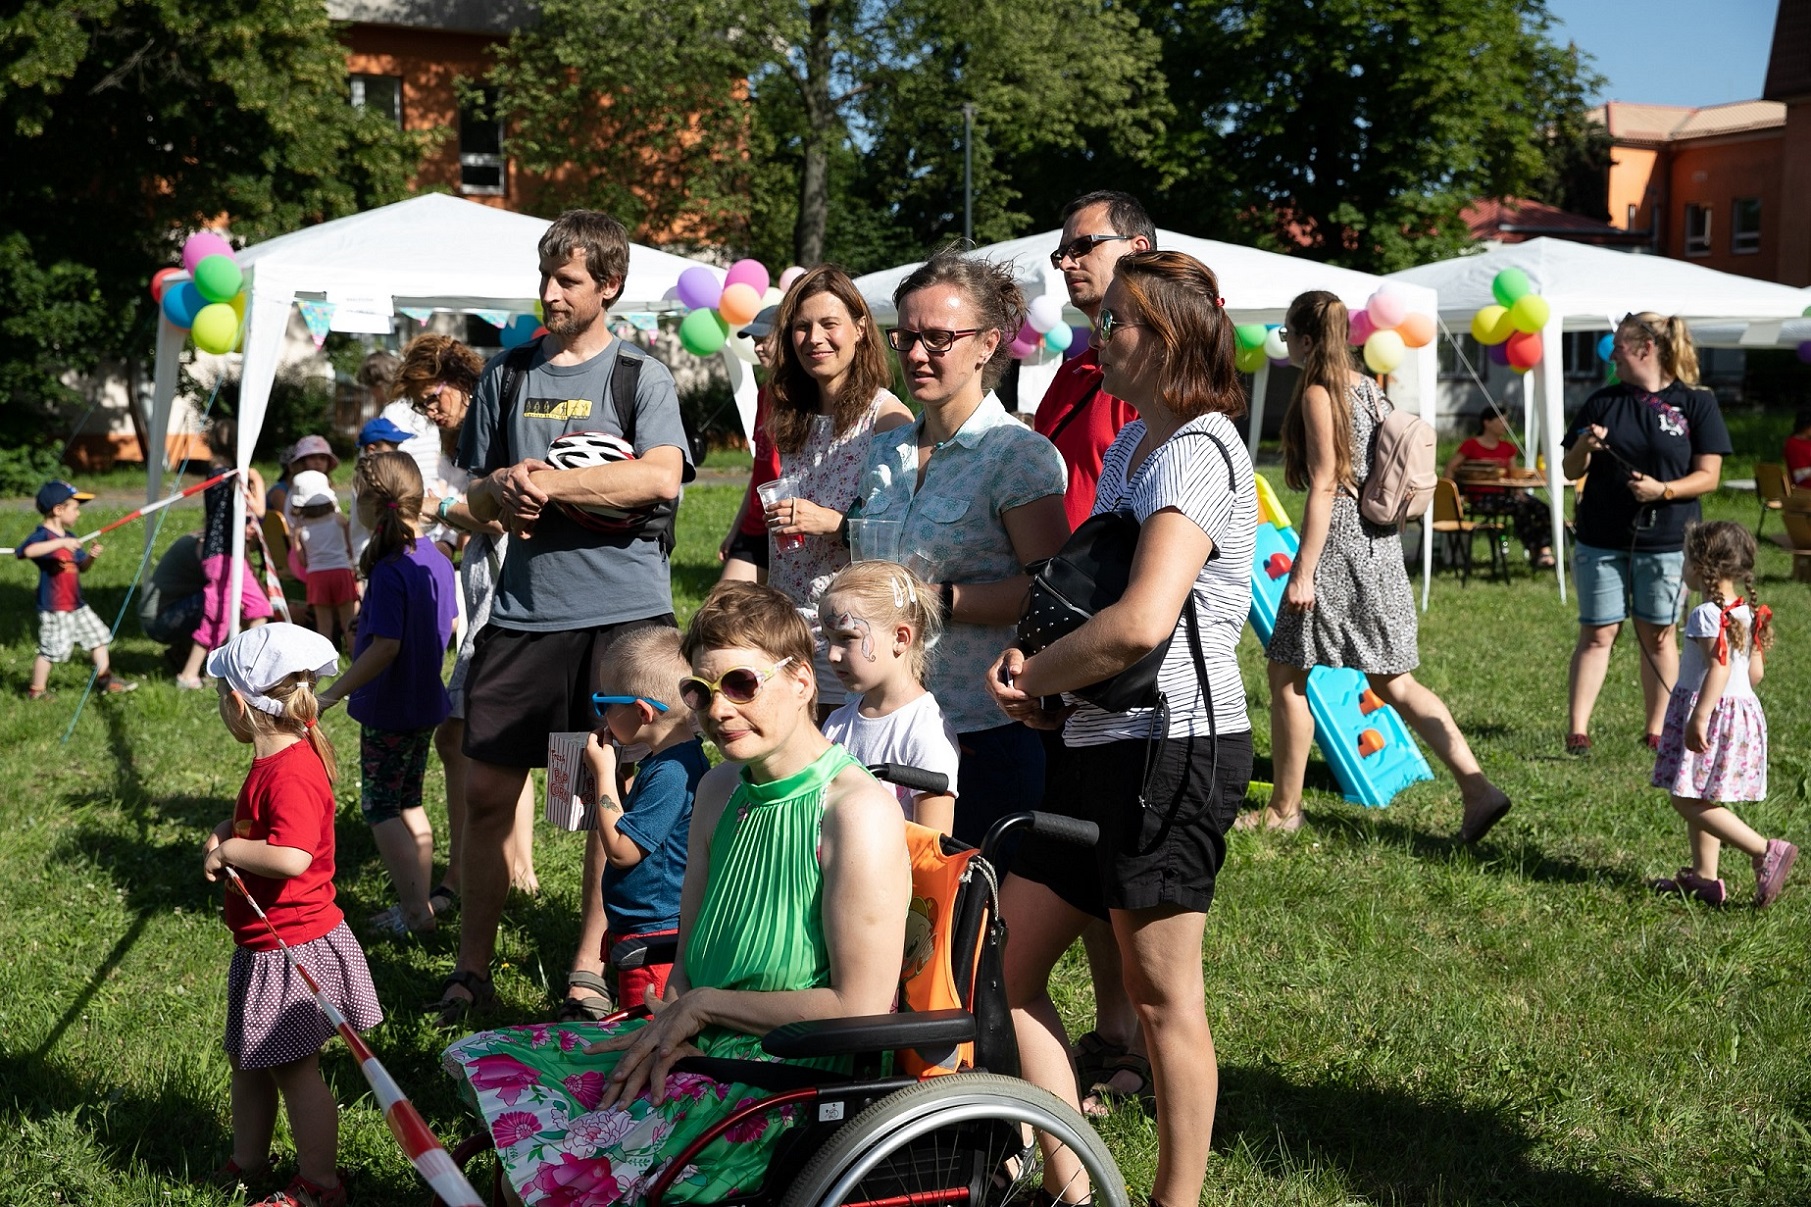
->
[191,302,240,355]
[679,307,730,356]
[1491,268,1531,308]
[193,254,243,304]
[1234,324,1267,350]
[1803,304,1811,318]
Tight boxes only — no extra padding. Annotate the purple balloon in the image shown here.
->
[675,266,723,311]
[1797,340,1811,365]
[1488,341,1512,367]
[1269,356,1290,368]
[1063,326,1092,359]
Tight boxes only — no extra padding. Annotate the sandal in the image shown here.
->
[201,1151,278,1192]
[428,883,459,917]
[557,970,616,1022]
[1081,1051,1155,1118]
[250,1171,348,1207]
[1564,733,1591,756]
[427,970,496,1029]
[1070,1029,1127,1096]
[367,903,435,937]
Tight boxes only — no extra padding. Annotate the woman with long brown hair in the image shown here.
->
[758,265,914,715]
[1244,290,1511,840]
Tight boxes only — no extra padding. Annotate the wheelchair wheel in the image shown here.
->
[779,1073,1128,1207]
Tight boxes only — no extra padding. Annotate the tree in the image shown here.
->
[0,1,421,442]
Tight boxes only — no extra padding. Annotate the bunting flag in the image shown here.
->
[297,299,335,347]
[622,312,661,332]
[398,306,436,324]
[470,309,511,329]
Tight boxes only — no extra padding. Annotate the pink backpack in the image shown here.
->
[1358,385,1436,526]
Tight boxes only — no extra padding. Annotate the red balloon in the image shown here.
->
[150,267,180,303]
[1348,311,1374,346]
[1505,330,1543,370]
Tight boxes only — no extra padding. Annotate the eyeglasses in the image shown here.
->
[677,656,795,709]
[887,328,982,354]
[1050,233,1132,269]
[1094,307,1142,342]
[591,693,670,718]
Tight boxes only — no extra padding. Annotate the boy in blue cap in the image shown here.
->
[17,481,137,699]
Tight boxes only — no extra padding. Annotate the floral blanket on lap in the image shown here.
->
[443,1019,812,1206]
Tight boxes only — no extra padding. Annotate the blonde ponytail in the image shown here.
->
[240,670,339,784]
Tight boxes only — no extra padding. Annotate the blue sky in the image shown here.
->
[1545,0,1780,107]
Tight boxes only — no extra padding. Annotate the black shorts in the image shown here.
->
[1014,729,1253,919]
[462,617,677,768]
[724,528,769,570]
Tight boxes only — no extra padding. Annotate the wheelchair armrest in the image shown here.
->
[610,934,679,970]
[761,1009,976,1060]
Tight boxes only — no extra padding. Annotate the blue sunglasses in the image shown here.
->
[591,693,670,718]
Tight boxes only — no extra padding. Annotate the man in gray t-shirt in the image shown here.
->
[438,209,693,1025]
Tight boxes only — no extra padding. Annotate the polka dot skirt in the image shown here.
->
[225,921,384,1070]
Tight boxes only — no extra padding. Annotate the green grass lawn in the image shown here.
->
[0,463,1806,1206]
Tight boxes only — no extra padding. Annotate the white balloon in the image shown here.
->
[729,333,761,365]
[1027,294,1065,334]
[1262,327,1287,360]
[762,286,784,307]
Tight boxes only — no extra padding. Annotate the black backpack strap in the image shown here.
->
[1044,385,1101,448]
[610,349,644,446]
[494,337,543,467]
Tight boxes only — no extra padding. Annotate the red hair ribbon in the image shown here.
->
[1753,603,1772,648]
[1714,597,1749,665]
[305,717,318,729]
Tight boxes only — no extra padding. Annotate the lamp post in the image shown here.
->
[962,103,974,244]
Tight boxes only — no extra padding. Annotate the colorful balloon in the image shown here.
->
[1488,342,1511,366]
[778,266,806,292]
[717,282,762,327]
[1491,268,1532,308]
[1235,344,1267,374]
[1508,293,1550,334]
[1044,323,1074,352]
[1797,340,1811,365]
[1597,333,1615,361]
[1366,288,1407,331]
[1009,333,1041,360]
[1027,295,1065,334]
[678,307,729,356]
[723,259,770,296]
[1262,326,1288,361]
[191,302,240,355]
[1505,329,1543,370]
[1064,327,1092,359]
[161,281,205,328]
[193,254,242,304]
[1234,324,1267,350]
[149,267,181,303]
[181,231,234,274]
[1471,305,1514,346]
[1363,329,1406,374]
[675,266,723,312]
[1348,310,1375,346]
[1396,312,1435,348]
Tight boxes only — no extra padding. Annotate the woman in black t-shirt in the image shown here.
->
[1561,312,1730,755]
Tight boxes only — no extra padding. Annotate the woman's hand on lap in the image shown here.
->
[587,991,709,1108]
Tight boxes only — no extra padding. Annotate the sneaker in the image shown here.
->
[200,1152,278,1193]
[25,687,53,701]
[1643,733,1662,751]
[174,676,205,690]
[1565,733,1591,756]
[1753,839,1798,910]
[96,674,138,695]
[1652,867,1727,907]
[251,1172,347,1207]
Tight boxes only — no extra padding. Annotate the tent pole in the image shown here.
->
[1246,361,1269,463]
[1539,321,1567,602]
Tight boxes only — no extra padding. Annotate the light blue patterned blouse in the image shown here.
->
[855,393,1066,733]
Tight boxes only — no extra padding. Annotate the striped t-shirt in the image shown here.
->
[1063,411,1256,745]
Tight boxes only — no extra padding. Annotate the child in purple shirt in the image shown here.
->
[319,453,457,936]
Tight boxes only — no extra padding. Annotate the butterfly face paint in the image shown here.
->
[830,610,877,662]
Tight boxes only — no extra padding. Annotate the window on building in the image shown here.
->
[1684,203,1712,256]
[1439,333,1486,380]
[459,88,506,196]
[1732,197,1761,254]
[349,74,402,126]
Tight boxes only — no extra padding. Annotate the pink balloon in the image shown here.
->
[778,266,806,292]
[1010,335,1040,360]
[724,259,770,296]
[1366,289,1407,331]
[1348,310,1374,346]
[182,231,234,274]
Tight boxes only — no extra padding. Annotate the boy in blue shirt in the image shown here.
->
[17,481,136,699]
[565,625,706,1015]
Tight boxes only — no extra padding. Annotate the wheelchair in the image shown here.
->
[434,764,1128,1207]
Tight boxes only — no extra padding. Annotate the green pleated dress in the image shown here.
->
[442,744,862,1206]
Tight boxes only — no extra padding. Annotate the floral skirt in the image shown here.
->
[1651,690,1768,803]
[442,1020,839,1205]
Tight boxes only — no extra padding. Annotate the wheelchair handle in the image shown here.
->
[981,811,1099,862]
[865,762,949,795]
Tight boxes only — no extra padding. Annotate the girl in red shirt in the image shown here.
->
[1443,409,1556,569]
[201,624,381,1207]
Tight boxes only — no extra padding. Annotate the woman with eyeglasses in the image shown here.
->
[986,251,1256,1207]
[393,336,541,931]
[856,249,1070,846]
[1245,291,1512,841]
[1561,312,1729,755]
[444,582,911,1204]
[756,265,913,717]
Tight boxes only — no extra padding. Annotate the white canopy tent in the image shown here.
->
[855,230,1446,603]
[147,193,738,636]
[1387,238,1811,601]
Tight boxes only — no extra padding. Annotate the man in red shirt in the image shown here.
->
[1033,190,1152,530]
[1030,192,1153,1113]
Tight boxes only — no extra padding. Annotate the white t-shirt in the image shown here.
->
[294,509,353,574]
[823,691,961,821]
[1677,600,1758,700]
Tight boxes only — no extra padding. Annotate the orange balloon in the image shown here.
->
[1397,311,1435,348]
[717,282,762,327]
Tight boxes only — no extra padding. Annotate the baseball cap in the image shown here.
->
[739,305,781,340]
[36,481,95,514]
[286,434,341,471]
[288,470,336,510]
[358,416,413,447]
[206,623,340,716]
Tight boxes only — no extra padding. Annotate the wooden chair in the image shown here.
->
[1431,478,1507,585]
[1755,463,1790,540]
[1779,487,1811,583]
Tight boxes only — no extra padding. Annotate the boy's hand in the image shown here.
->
[86,542,102,558]
[202,835,228,882]
[583,730,619,796]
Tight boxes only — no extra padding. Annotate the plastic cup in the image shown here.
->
[757,476,806,553]
[847,518,903,564]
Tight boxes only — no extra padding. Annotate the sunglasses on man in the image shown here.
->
[1049,233,1133,269]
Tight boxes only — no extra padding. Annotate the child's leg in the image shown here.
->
[435,718,468,896]
[362,727,437,929]
[510,776,539,894]
[269,1052,340,1189]
[372,808,436,928]
[229,1061,280,1172]
[1673,795,1767,872]
[312,593,336,639]
[335,601,357,642]
[89,640,112,679]
[28,654,51,693]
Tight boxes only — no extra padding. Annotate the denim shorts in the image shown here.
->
[1574,543,1686,626]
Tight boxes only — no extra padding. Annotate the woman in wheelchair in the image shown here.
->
[443,582,912,1205]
